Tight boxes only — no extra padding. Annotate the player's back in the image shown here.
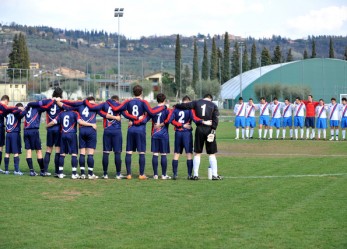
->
[194,99,216,121]
[151,107,170,139]
[59,111,79,134]
[126,98,147,118]
[44,100,63,131]
[6,111,24,133]
[77,103,97,128]
[102,100,121,130]
[24,105,44,129]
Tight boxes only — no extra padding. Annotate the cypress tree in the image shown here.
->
[272,45,282,64]
[261,47,272,66]
[311,40,316,58]
[329,37,335,58]
[210,37,218,80]
[250,42,258,69]
[175,34,181,94]
[231,42,240,77]
[217,48,223,84]
[182,64,191,93]
[286,48,293,62]
[192,39,199,91]
[242,43,249,72]
[222,32,230,83]
[303,49,308,59]
[201,40,209,80]
[8,33,30,79]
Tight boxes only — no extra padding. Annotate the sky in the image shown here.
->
[1,0,347,39]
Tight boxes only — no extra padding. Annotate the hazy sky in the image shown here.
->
[1,0,347,39]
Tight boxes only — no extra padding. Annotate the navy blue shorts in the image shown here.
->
[0,128,5,147]
[5,132,21,154]
[174,131,193,154]
[151,137,170,154]
[103,129,122,152]
[60,133,78,155]
[79,128,97,149]
[305,117,315,128]
[24,129,42,150]
[46,129,61,147]
[126,130,146,152]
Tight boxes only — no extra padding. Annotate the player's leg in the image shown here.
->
[125,130,134,179]
[102,131,111,178]
[311,118,316,139]
[138,132,147,179]
[258,117,263,139]
[69,133,79,179]
[36,149,45,175]
[263,126,269,139]
[78,130,86,176]
[114,130,123,179]
[269,118,274,139]
[206,136,221,180]
[335,124,339,140]
[53,147,61,176]
[235,117,240,139]
[4,153,10,174]
[250,118,255,139]
[172,131,181,179]
[192,127,205,179]
[0,128,4,170]
[241,117,246,139]
[160,138,170,179]
[71,153,79,179]
[185,132,194,178]
[329,120,335,140]
[152,152,159,179]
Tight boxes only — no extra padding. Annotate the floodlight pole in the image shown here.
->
[114,8,124,99]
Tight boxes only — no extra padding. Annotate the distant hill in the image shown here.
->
[0,23,346,79]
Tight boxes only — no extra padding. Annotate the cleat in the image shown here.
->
[329,137,334,141]
[88,174,99,180]
[126,174,132,180]
[212,175,223,180]
[115,174,125,180]
[44,172,51,176]
[14,171,24,176]
[58,173,65,179]
[0,168,3,173]
[173,175,178,180]
[234,137,239,140]
[153,175,158,180]
[102,174,109,179]
[71,174,80,179]
[290,137,293,140]
[80,174,86,179]
[138,175,148,180]
[250,137,253,139]
[187,176,194,180]
[161,175,171,180]
[54,173,65,178]
[30,171,38,176]
[336,137,339,141]
[40,172,46,176]
[192,176,200,180]
[3,171,10,175]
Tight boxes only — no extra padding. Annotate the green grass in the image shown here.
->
[0,122,346,249]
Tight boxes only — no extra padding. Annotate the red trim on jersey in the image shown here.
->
[260,103,269,116]
[329,104,338,119]
[317,106,325,118]
[191,109,202,123]
[282,105,290,117]
[236,103,244,116]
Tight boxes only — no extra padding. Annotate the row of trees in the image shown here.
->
[254,84,311,102]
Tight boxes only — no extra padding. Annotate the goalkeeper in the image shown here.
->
[175,93,222,180]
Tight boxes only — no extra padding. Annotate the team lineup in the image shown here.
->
[0,85,222,180]
[233,95,347,141]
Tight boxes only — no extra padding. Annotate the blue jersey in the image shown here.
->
[101,100,122,130]
[24,104,46,130]
[56,111,80,134]
[40,99,63,131]
[6,109,26,133]
[168,108,202,132]
[0,103,18,128]
[150,106,171,139]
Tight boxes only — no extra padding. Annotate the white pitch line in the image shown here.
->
[222,173,347,179]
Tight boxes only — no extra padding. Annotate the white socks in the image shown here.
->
[235,128,239,138]
[193,156,200,176]
[250,128,254,138]
[269,129,273,139]
[246,128,250,138]
[209,155,218,176]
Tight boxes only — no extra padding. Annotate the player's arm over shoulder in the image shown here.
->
[211,103,219,130]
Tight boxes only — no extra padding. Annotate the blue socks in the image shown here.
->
[139,154,145,175]
[26,158,34,171]
[79,154,85,175]
[115,152,122,175]
[37,158,44,173]
[152,155,158,176]
[187,159,193,177]
[4,157,9,171]
[161,155,167,176]
[44,152,51,172]
[59,155,65,174]
[172,160,178,176]
[54,153,60,174]
[87,155,94,175]
[102,152,109,175]
[72,155,78,175]
[125,153,132,175]
[14,156,19,172]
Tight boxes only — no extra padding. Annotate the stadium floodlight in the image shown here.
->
[114,8,124,99]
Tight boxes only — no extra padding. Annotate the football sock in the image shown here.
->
[276,129,280,139]
[193,156,200,176]
[235,128,239,138]
[4,157,9,171]
[187,159,193,176]
[43,152,51,172]
[14,156,19,172]
[161,155,167,176]
[71,155,78,175]
[331,129,334,138]
[245,128,249,138]
[282,129,286,138]
[0,151,3,166]
[294,128,298,138]
[306,128,310,139]
[342,130,346,139]
[250,128,254,137]
[258,129,262,138]
[336,130,339,139]
[269,129,273,138]
[312,129,315,139]
[318,129,321,139]
[37,158,44,173]
[209,155,218,176]
[125,153,132,175]
[87,155,94,175]
[289,129,293,138]
[59,155,65,174]
[241,129,245,139]
[323,129,326,139]
[102,152,109,175]
[172,159,178,176]
[115,152,122,175]
[300,128,304,138]
[54,153,60,174]
[26,158,34,171]
[79,154,86,175]
[152,155,158,176]
[139,154,145,175]
[263,129,268,138]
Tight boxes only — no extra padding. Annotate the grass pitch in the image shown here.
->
[0,121,346,249]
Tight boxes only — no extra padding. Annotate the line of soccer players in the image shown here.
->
[0,85,222,180]
[233,95,347,140]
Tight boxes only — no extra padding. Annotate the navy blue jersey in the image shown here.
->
[150,106,171,139]
[6,109,26,133]
[40,99,63,131]
[0,103,18,128]
[168,108,202,132]
[101,100,122,130]
[24,104,46,130]
[56,111,80,134]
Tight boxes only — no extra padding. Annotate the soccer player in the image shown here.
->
[245,98,256,139]
[167,96,205,179]
[327,97,340,141]
[175,93,221,180]
[339,97,347,140]
[3,103,26,175]
[269,97,284,140]
[315,99,328,140]
[293,97,306,140]
[47,108,96,179]
[233,97,246,139]
[281,98,294,139]
[302,95,319,139]
[255,97,270,139]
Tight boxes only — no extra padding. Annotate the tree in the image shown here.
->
[261,47,272,66]
[311,40,316,58]
[329,37,335,58]
[303,49,308,59]
[222,32,230,83]
[181,64,191,94]
[286,48,293,62]
[175,34,181,96]
[7,33,30,79]
[217,48,223,84]
[162,72,175,97]
[344,46,347,60]
[272,45,282,64]
[61,80,80,99]
[210,37,218,80]
[192,39,199,91]
[201,40,209,80]
[242,43,249,72]
[199,79,220,98]
[250,42,258,69]
[231,42,240,77]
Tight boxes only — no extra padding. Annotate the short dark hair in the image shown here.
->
[182,95,191,102]
[319,98,324,102]
[111,95,119,101]
[331,97,336,101]
[342,97,347,102]
[1,95,9,101]
[52,87,63,98]
[308,95,313,98]
[238,97,243,101]
[273,97,278,101]
[260,97,265,101]
[284,98,289,101]
[86,96,95,101]
[204,93,213,100]
[133,85,143,97]
[15,102,23,107]
[296,97,301,101]
[249,98,253,101]
[156,93,166,103]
